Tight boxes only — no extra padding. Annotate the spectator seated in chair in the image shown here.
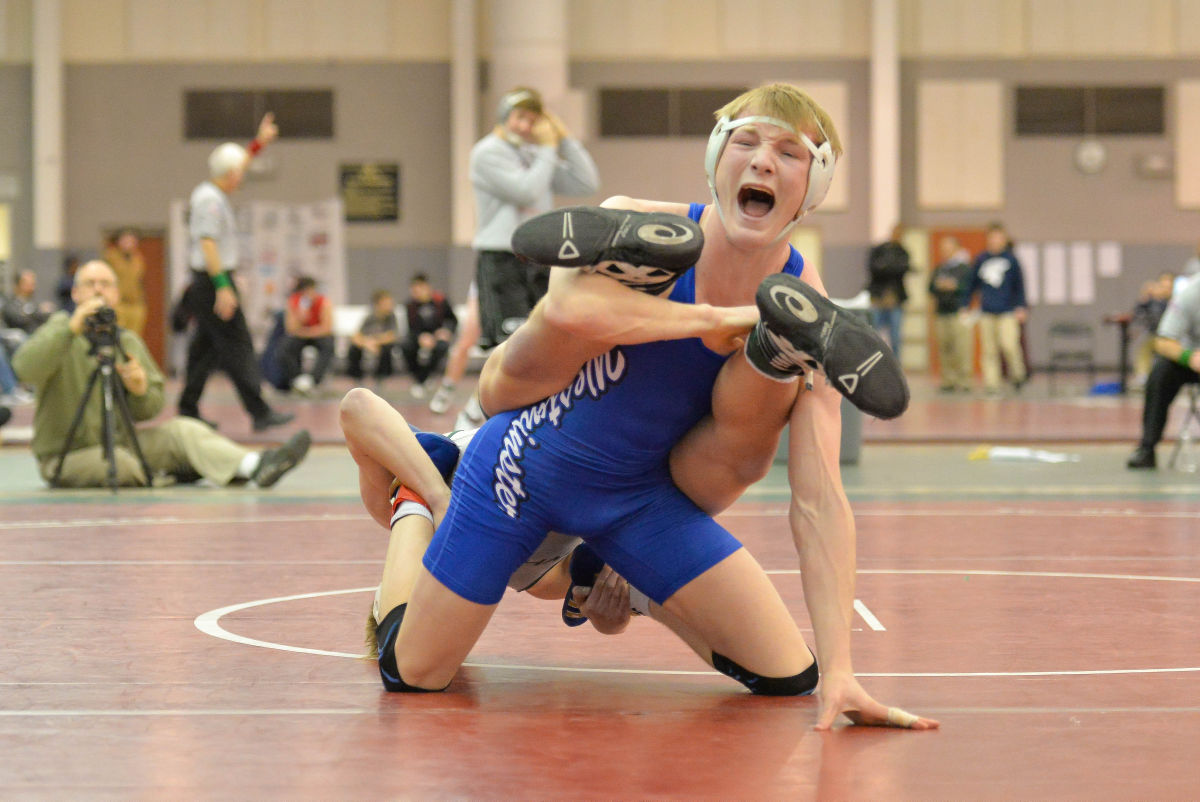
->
[280,275,335,396]
[400,274,457,398]
[347,289,399,383]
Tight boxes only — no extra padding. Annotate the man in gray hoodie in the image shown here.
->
[469,86,600,350]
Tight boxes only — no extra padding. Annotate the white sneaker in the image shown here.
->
[453,393,487,430]
[410,382,427,400]
[291,373,315,396]
[1,388,34,406]
[429,385,453,414]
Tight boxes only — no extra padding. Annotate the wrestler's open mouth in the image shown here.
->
[738,186,775,218]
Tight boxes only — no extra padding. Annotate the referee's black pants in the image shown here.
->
[178,270,271,422]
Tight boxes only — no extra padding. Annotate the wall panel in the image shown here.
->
[568,0,868,60]
[1177,0,1200,54]
[62,0,124,61]
[917,80,1003,208]
[1177,81,1200,209]
[906,0,1023,58]
[41,0,1200,64]
[1027,0,1174,57]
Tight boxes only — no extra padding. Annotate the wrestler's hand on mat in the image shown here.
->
[575,565,632,636]
[815,672,939,731]
[701,305,758,355]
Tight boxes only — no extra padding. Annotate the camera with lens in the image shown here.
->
[83,305,120,353]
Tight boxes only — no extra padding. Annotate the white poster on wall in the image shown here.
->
[1014,242,1040,305]
[301,199,346,307]
[247,202,287,334]
[168,197,347,345]
[1069,241,1095,305]
[1096,241,1122,278]
[1042,242,1068,305]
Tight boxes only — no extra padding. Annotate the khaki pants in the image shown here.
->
[978,312,1026,390]
[39,417,247,488]
[934,313,972,389]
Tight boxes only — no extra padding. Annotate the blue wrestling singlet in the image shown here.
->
[424,203,806,605]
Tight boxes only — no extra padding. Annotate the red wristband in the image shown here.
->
[248,139,262,156]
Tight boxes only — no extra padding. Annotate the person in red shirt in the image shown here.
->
[281,275,335,395]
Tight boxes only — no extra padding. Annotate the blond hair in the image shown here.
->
[717,83,842,158]
[363,608,379,660]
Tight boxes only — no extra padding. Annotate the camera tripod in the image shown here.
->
[51,338,153,493]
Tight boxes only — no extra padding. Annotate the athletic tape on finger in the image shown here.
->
[887,707,919,727]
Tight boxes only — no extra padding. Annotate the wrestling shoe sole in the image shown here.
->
[749,273,910,420]
[512,206,703,294]
[253,430,312,488]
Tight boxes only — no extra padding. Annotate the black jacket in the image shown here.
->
[866,241,911,306]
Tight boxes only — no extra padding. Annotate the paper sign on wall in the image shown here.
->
[1042,242,1068,305]
[1070,241,1095,305]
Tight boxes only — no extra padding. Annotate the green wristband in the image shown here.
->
[211,272,232,290]
[1180,348,1194,369]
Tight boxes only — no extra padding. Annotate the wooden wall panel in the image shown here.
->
[1177,0,1200,54]
[918,80,1003,209]
[1026,0,1174,57]
[1176,81,1200,209]
[569,0,868,60]
[905,0,1023,58]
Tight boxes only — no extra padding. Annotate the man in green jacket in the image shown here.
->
[13,260,310,489]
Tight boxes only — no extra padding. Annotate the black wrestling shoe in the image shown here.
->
[561,543,605,627]
[512,206,703,295]
[746,273,910,420]
[253,430,312,487]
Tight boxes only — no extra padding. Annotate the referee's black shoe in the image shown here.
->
[512,206,703,295]
[746,273,910,420]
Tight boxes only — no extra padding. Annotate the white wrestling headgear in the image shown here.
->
[703,115,836,242]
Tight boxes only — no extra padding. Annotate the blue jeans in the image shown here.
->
[871,306,903,361]
[0,347,18,394]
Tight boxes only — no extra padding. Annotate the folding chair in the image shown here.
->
[1046,321,1097,395]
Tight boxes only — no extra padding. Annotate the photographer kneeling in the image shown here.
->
[12,260,310,489]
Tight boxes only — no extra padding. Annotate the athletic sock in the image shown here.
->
[389,480,433,528]
[628,586,651,617]
[235,452,261,479]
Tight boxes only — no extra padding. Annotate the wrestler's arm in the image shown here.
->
[785,385,938,731]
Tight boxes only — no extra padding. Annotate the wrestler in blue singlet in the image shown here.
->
[424,204,805,605]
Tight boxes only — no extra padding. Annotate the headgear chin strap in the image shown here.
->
[704,114,836,245]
